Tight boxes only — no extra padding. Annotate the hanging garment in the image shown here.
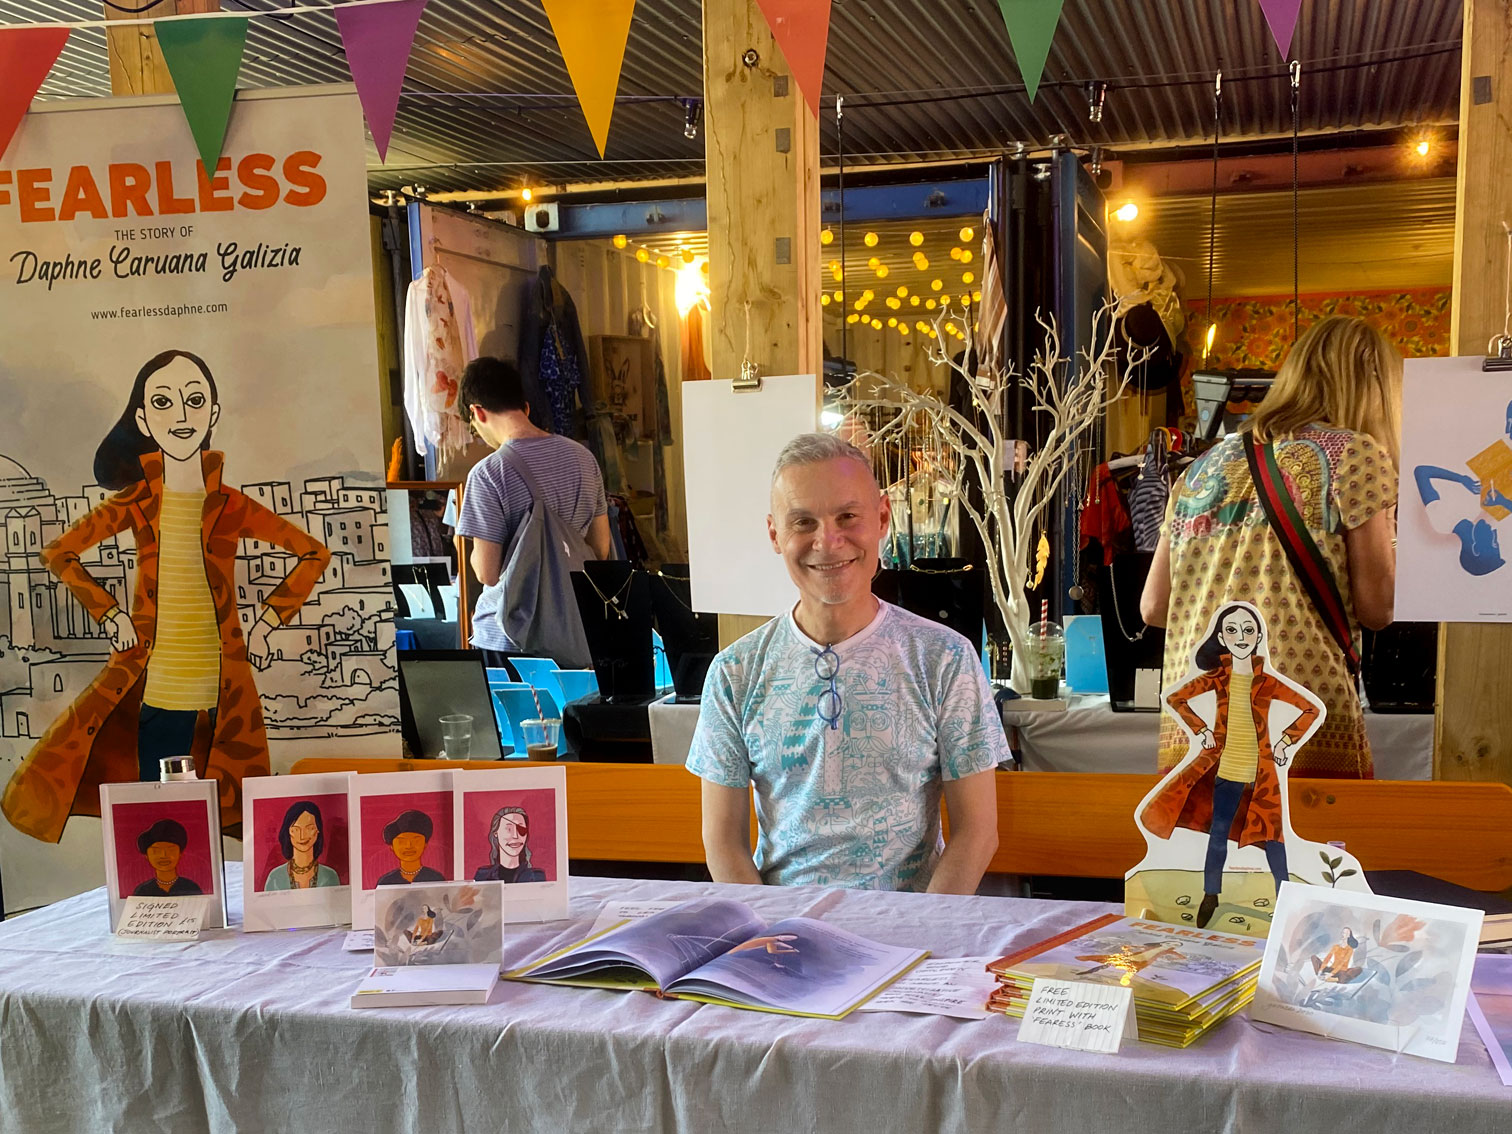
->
[629,308,674,538]
[1080,462,1133,566]
[1128,436,1172,552]
[680,302,712,382]
[403,265,477,465]
[519,266,589,436]
[973,209,1007,369]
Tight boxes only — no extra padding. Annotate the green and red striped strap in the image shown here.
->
[1242,432,1361,677]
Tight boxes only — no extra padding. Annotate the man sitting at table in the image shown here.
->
[687,432,1006,894]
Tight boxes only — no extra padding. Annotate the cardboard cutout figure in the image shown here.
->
[1126,602,1371,937]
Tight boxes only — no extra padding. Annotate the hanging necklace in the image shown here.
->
[1108,558,1147,642]
[585,570,635,620]
[656,572,697,616]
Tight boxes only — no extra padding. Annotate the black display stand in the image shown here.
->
[1098,552,1166,711]
[876,558,985,648]
[571,562,655,703]
[648,564,719,701]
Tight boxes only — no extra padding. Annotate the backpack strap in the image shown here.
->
[1242,432,1361,677]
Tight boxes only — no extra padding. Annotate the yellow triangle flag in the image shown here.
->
[542,0,637,158]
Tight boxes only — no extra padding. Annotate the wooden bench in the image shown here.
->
[288,759,1512,892]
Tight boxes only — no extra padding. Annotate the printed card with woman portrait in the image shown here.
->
[243,772,354,931]
[452,766,568,923]
[100,779,226,932]
[1125,602,1372,939]
[349,770,456,930]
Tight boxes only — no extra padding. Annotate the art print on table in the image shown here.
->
[1250,883,1483,1063]
[349,770,455,930]
[373,881,503,967]
[100,779,225,932]
[242,772,353,931]
[1467,955,1512,1086]
[1396,356,1512,621]
[453,766,568,923]
[1126,602,1371,938]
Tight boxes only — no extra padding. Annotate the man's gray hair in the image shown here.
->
[771,431,876,486]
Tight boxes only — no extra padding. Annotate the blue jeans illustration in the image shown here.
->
[1205,776,1287,895]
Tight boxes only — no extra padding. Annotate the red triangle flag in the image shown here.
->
[334,0,428,162]
[0,28,71,162]
[755,0,832,118]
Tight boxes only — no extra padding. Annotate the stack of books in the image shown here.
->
[987,913,1263,1047]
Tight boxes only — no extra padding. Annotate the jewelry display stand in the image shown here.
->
[1098,551,1166,711]
[891,557,984,648]
[648,564,719,702]
[571,562,655,703]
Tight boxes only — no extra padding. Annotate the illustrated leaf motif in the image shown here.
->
[1336,868,1357,880]
[1397,952,1421,978]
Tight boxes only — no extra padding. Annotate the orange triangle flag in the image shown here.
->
[0,28,71,162]
[756,0,832,118]
[542,0,637,158]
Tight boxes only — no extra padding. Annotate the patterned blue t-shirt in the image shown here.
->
[686,601,1008,892]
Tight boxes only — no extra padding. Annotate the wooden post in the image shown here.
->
[1437,0,1512,781]
[106,0,221,97]
[702,0,823,645]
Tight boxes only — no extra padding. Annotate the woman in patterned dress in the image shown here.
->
[1139,317,1400,778]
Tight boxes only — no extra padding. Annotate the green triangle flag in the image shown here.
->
[156,16,249,175]
[995,0,1065,102]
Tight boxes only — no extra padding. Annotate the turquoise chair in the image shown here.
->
[652,631,673,691]
[485,678,529,750]
[508,657,566,706]
[494,686,564,759]
[552,668,599,705]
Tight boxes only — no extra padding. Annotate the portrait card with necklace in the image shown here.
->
[100,779,226,934]
[349,770,457,931]
[243,772,354,931]
[452,766,569,924]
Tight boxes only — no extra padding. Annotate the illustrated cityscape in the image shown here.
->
[0,453,400,752]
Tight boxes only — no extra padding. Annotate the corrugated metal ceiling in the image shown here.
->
[6,0,1464,196]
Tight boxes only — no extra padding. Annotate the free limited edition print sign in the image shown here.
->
[0,86,397,908]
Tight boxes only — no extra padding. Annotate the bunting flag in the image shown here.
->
[755,0,832,118]
[156,16,249,176]
[994,0,1066,102]
[334,0,427,162]
[0,27,71,162]
[542,0,637,158]
[1256,0,1303,59]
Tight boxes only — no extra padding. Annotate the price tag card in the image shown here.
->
[114,895,213,942]
[1017,979,1136,1054]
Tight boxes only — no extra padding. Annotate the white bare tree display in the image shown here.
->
[833,305,1144,692]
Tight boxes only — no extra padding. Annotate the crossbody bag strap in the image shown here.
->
[1242,432,1361,677]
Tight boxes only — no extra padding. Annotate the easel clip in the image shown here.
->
[733,359,763,392]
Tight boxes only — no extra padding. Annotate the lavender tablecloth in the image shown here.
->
[0,865,1504,1133]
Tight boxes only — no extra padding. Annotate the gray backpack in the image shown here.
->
[495,444,594,669]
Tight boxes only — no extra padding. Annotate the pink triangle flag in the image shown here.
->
[755,0,833,118]
[334,0,428,162]
[0,27,71,162]
[1257,0,1303,59]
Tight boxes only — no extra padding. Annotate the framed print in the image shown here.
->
[349,770,455,930]
[243,773,354,931]
[452,766,568,923]
[100,780,226,932]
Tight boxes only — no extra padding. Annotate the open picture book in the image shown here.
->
[508,898,928,1019]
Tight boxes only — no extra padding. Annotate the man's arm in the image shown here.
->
[469,537,503,587]
[700,780,762,885]
[927,768,999,895]
[587,513,613,561]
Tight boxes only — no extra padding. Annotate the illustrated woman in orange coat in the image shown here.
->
[1,350,330,842]
[1138,603,1321,929]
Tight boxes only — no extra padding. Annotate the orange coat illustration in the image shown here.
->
[1,450,329,842]
[1139,656,1319,848]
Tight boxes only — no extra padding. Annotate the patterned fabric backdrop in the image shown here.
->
[1177,288,1452,416]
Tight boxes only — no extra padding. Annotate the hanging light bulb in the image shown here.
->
[930,279,943,291]
[959,226,974,242]
[1086,80,1109,124]
[612,234,628,249]
[914,255,929,271]
[656,255,669,269]
[681,248,695,264]
[863,231,879,247]
[682,99,702,140]
[635,248,650,263]
[820,228,834,245]
[896,285,908,297]
[847,313,860,324]
[876,264,890,278]
[867,256,880,270]
[871,318,883,329]
[910,296,920,307]
[887,317,898,327]
[962,271,974,284]
[972,290,981,302]
[909,231,924,246]
[821,294,831,306]
[1114,201,1139,222]
[887,297,901,309]
[950,247,963,261]
[925,298,937,309]
[960,249,974,264]
[833,289,843,301]
[521,185,534,203]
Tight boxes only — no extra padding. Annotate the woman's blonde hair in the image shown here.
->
[1245,315,1403,468]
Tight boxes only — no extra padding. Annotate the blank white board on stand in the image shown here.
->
[683,374,818,616]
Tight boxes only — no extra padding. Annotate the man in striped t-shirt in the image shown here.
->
[454,357,611,667]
